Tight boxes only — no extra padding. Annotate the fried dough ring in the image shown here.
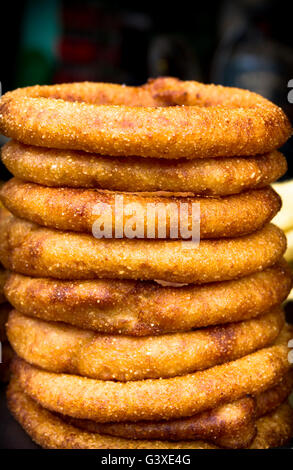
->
[4,262,291,335]
[0,78,291,159]
[11,325,292,422]
[65,373,293,446]
[0,179,281,239]
[7,380,293,449]
[7,308,284,381]
[0,209,286,283]
[1,141,288,195]
[68,397,256,448]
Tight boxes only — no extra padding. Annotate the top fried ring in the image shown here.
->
[0,77,291,159]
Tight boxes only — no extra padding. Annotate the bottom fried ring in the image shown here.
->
[6,308,285,381]
[7,380,293,449]
[67,372,293,446]
[11,325,292,423]
[4,262,292,335]
[68,398,257,449]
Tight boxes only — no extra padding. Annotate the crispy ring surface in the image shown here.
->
[11,325,292,422]
[255,371,293,418]
[1,141,288,195]
[7,380,293,449]
[249,403,293,449]
[7,308,284,381]
[4,262,291,335]
[70,398,256,448]
[0,78,291,159]
[0,209,286,283]
[65,374,293,445]
[0,179,281,239]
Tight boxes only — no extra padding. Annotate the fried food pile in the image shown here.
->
[0,199,12,383]
[0,77,292,449]
[0,276,12,383]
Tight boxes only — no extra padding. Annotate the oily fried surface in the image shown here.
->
[1,141,287,195]
[255,371,293,418]
[6,379,217,449]
[0,78,291,158]
[249,403,293,449]
[7,308,284,381]
[0,209,286,283]
[0,178,281,239]
[11,325,292,422]
[65,373,293,445]
[4,262,291,335]
[7,379,293,449]
[68,397,256,448]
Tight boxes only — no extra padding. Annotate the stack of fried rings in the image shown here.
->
[0,77,293,449]
[0,269,12,383]
[0,200,12,383]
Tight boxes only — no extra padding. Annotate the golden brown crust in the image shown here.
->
[6,379,217,449]
[7,379,293,449]
[0,209,286,283]
[66,373,293,446]
[7,308,284,381]
[1,141,288,195]
[0,78,291,159]
[11,326,292,422]
[0,179,281,239]
[249,403,293,449]
[67,397,256,448]
[147,76,290,110]
[255,371,293,418]
[4,262,291,335]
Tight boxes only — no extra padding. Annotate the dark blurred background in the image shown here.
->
[1,0,293,179]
